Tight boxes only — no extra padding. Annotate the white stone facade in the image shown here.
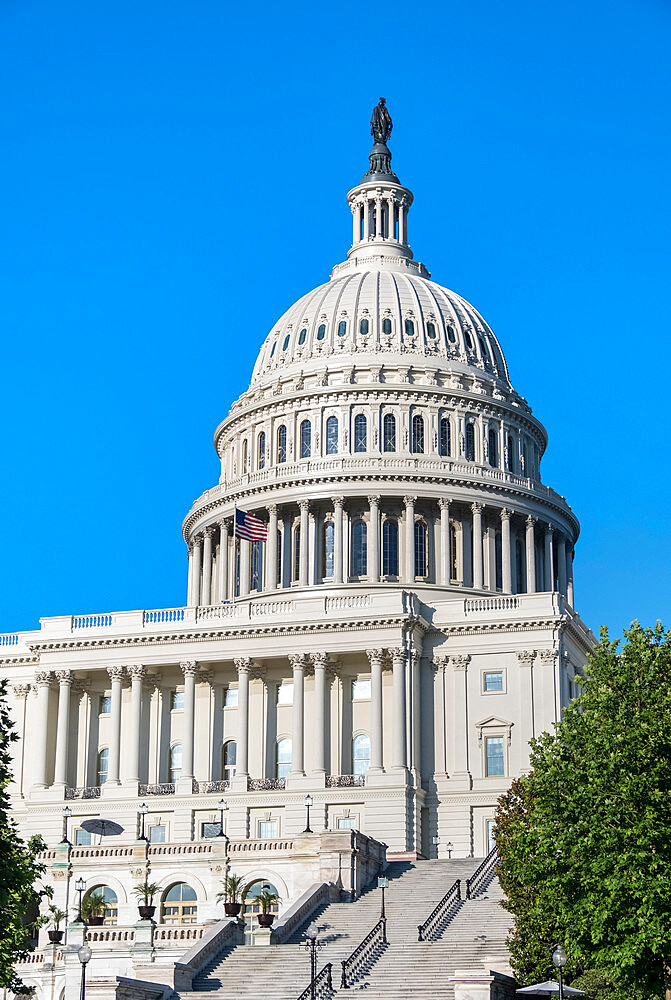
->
[1,120,593,995]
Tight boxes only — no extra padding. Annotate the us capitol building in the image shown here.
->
[2,100,592,996]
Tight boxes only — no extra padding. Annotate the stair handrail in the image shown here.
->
[296,962,333,1000]
[339,917,387,989]
[416,878,461,942]
[465,846,497,899]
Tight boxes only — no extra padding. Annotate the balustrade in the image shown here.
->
[340,918,387,989]
[465,847,497,899]
[297,964,333,1000]
[417,878,461,941]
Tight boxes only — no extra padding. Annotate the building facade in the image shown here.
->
[1,103,592,992]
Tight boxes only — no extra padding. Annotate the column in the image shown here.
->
[525,515,537,594]
[191,536,202,607]
[366,649,384,773]
[449,655,470,778]
[439,499,450,585]
[187,545,194,606]
[374,196,382,237]
[363,197,369,240]
[266,505,278,591]
[299,499,309,586]
[53,671,73,787]
[234,658,251,777]
[387,197,395,240]
[311,653,327,775]
[107,666,124,786]
[567,549,575,607]
[398,200,405,244]
[218,520,230,601]
[126,665,146,784]
[544,524,554,593]
[472,503,484,590]
[389,647,407,772]
[501,509,512,593]
[32,672,52,789]
[180,660,198,782]
[333,497,344,584]
[404,496,416,584]
[557,536,567,597]
[201,527,214,606]
[289,654,306,775]
[352,203,358,246]
[368,496,380,583]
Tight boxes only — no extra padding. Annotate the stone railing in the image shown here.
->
[194,779,230,794]
[173,918,243,991]
[70,845,136,860]
[139,782,176,796]
[148,842,215,858]
[0,633,19,646]
[229,837,295,854]
[86,927,135,943]
[143,608,185,624]
[154,925,205,944]
[65,785,101,799]
[464,596,520,614]
[72,614,113,630]
[271,881,335,944]
[326,774,365,788]
[324,594,371,612]
[248,777,286,791]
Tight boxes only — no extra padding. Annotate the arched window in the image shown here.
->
[383,413,396,452]
[326,416,338,455]
[244,881,281,930]
[412,414,425,454]
[352,520,367,577]
[276,738,292,780]
[515,539,524,594]
[439,417,451,457]
[465,422,476,461]
[258,431,266,470]
[404,318,415,337]
[478,335,490,366]
[250,539,263,592]
[337,320,347,337]
[352,734,371,776]
[382,519,398,577]
[450,523,458,582]
[298,328,307,345]
[97,748,109,786]
[382,317,392,335]
[359,318,369,336]
[447,324,456,343]
[277,425,287,464]
[282,334,290,351]
[426,321,436,339]
[222,741,237,783]
[322,520,335,578]
[488,428,498,468]
[317,323,326,340]
[464,330,474,350]
[293,526,300,582]
[242,439,248,471]
[300,420,311,458]
[522,441,529,476]
[170,743,183,783]
[270,341,277,357]
[495,532,503,590]
[354,414,367,452]
[85,886,117,925]
[506,434,515,473]
[162,883,197,925]
[414,520,428,577]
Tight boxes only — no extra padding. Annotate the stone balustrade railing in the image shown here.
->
[173,918,243,991]
[271,881,335,944]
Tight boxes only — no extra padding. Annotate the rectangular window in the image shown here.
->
[259,820,278,839]
[224,685,238,707]
[352,678,371,700]
[277,682,293,705]
[75,829,92,846]
[99,694,111,715]
[483,671,504,692]
[201,822,223,839]
[170,690,184,711]
[337,817,356,830]
[485,736,505,777]
[149,825,166,843]
[487,819,497,852]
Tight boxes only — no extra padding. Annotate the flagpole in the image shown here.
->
[232,508,236,605]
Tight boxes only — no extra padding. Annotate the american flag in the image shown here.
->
[234,508,268,542]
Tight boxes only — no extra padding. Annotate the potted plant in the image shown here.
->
[81,889,107,926]
[132,880,161,920]
[253,888,279,927]
[216,873,247,917]
[47,906,67,944]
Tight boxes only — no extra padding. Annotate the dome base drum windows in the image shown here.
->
[326,416,338,455]
[351,520,367,577]
[354,414,367,453]
[439,417,451,457]
[300,420,311,459]
[382,518,399,577]
[414,520,428,578]
[322,520,335,578]
[277,425,287,464]
[465,422,476,462]
[412,414,425,454]
[383,413,396,452]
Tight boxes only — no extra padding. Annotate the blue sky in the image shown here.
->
[0,0,669,638]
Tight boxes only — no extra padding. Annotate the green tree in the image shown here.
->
[0,678,49,990]
[495,623,671,1000]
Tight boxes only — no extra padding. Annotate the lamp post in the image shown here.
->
[138,802,148,841]
[303,794,313,833]
[446,841,453,859]
[62,805,72,845]
[432,834,440,858]
[217,798,228,837]
[75,877,86,923]
[553,944,567,1000]
[302,922,325,999]
[78,942,92,1000]
[377,876,388,925]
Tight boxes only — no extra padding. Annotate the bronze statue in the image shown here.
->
[370,97,392,144]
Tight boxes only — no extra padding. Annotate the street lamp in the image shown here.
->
[303,794,313,833]
[217,798,228,837]
[75,877,86,923]
[432,834,440,858]
[78,942,92,1000]
[446,841,454,859]
[138,802,148,841]
[302,922,325,999]
[553,943,568,1000]
[62,806,72,845]
[377,876,388,922]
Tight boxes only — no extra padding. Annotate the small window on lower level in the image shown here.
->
[225,685,238,707]
[75,829,92,846]
[352,678,371,700]
[259,820,278,839]
[201,822,222,839]
[170,690,184,711]
[149,825,166,843]
[485,736,505,776]
[337,816,357,830]
[99,694,111,715]
[483,671,504,692]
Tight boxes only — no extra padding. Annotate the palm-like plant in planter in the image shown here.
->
[47,905,67,943]
[81,890,107,926]
[215,873,247,917]
[253,889,279,927]
[132,881,161,920]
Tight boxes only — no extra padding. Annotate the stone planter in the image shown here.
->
[257,913,275,928]
[138,905,156,920]
[224,902,242,917]
[48,930,64,944]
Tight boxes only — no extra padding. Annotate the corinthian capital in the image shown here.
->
[34,671,53,687]
[516,650,536,667]
[12,684,31,699]
[289,653,308,671]
[449,654,471,671]
[127,664,147,681]
[180,660,199,678]
[107,665,125,682]
[366,648,385,668]
[311,652,329,671]
[234,657,253,676]
[387,647,405,665]
[55,670,73,687]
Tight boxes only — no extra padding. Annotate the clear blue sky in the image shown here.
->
[1,0,669,639]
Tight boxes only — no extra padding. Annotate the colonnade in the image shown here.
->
[350,190,408,246]
[186,497,575,606]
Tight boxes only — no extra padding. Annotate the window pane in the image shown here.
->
[412,415,424,454]
[337,817,356,830]
[99,695,111,715]
[258,432,266,470]
[149,825,166,844]
[317,324,326,340]
[251,539,263,592]
[487,820,497,852]
[282,334,290,351]
[488,428,498,468]
[259,821,278,839]
[337,320,347,337]
[300,420,311,458]
[352,521,367,576]
[466,423,475,461]
[352,678,371,700]
[293,527,300,581]
[277,683,293,705]
[383,414,396,452]
[97,748,109,786]
[298,328,307,345]
[277,425,287,464]
[440,418,451,457]
[414,521,428,577]
[352,733,370,775]
[484,672,504,692]
[323,521,334,578]
[170,744,183,782]
[485,736,505,776]
[427,321,436,339]
[225,686,238,707]
[202,823,221,839]
[224,741,237,766]
[354,414,367,452]
[404,319,414,337]
[75,829,92,846]
[326,416,338,455]
[359,318,369,335]
[382,519,399,576]
[171,690,184,711]
[382,318,392,335]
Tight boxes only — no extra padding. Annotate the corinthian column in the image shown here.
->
[525,515,537,594]
[201,527,215,606]
[107,666,125,785]
[557,535,567,597]
[234,658,251,778]
[311,653,328,775]
[126,665,146,784]
[449,655,471,780]
[53,670,73,787]
[299,500,309,586]
[501,509,512,593]
[266,505,279,591]
[218,520,230,601]
[368,496,380,583]
[191,536,202,607]
[289,654,306,775]
[333,497,344,584]
[32,672,53,790]
[404,496,416,583]
[180,660,198,782]
[472,503,484,590]
[366,649,384,773]
[389,647,407,772]
[439,499,450,585]
[544,524,554,593]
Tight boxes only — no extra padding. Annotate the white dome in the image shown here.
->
[250,265,512,391]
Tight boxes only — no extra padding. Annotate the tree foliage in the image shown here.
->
[0,679,49,990]
[495,623,671,1000]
